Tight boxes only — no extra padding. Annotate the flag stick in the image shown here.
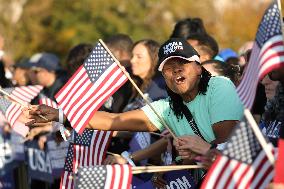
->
[244,109,275,164]
[106,152,158,166]
[99,39,177,140]
[132,165,203,174]
[0,87,48,121]
[106,151,121,157]
[150,132,166,137]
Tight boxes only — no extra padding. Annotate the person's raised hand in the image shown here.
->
[23,104,59,127]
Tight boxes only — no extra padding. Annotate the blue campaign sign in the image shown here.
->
[135,170,196,189]
[131,176,147,188]
[25,140,53,183]
[46,136,69,178]
[10,131,25,161]
[134,180,154,189]
[164,170,196,189]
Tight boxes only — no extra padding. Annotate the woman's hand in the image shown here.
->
[23,105,59,127]
[174,135,211,156]
[103,155,127,165]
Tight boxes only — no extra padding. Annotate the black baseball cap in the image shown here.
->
[158,38,200,71]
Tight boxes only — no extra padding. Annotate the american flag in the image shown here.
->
[55,42,128,134]
[201,118,276,189]
[60,129,112,189]
[0,97,22,129]
[236,2,284,109]
[73,129,113,170]
[0,85,42,136]
[75,165,132,189]
[60,144,75,189]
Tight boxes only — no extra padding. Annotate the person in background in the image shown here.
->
[128,39,167,102]
[25,52,67,189]
[28,52,68,100]
[202,59,240,85]
[65,43,93,77]
[12,58,32,86]
[23,51,75,141]
[170,17,207,39]
[262,66,284,146]
[187,33,219,62]
[104,33,133,68]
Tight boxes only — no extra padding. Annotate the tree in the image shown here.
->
[0,0,275,64]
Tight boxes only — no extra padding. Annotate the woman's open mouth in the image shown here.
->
[175,76,186,84]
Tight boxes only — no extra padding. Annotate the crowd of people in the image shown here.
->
[0,16,284,189]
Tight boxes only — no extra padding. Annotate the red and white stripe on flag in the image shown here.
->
[104,165,133,189]
[60,171,74,189]
[4,102,29,136]
[10,85,43,104]
[75,165,132,189]
[73,131,112,172]
[39,98,58,108]
[60,130,112,189]
[201,148,276,189]
[236,2,284,109]
[55,42,128,134]
[0,85,43,136]
[5,101,22,127]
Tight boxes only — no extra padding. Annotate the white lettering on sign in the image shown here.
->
[163,42,183,55]
[28,148,52,173]
[166,176,192,189]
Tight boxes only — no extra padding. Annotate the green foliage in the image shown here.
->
[0,0,279,64]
